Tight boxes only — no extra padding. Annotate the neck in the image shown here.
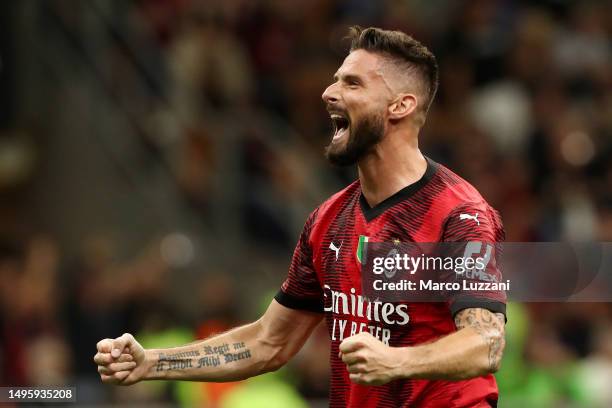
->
[357,125,426,208]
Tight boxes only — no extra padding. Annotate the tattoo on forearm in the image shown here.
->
[155,341,252,372]
[454,308,505,371]
[155,350,199,371]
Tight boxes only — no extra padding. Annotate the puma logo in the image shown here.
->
[329,241,342,261]
[459,212,480,226]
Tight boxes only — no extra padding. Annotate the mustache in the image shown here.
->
[325,104,348,115]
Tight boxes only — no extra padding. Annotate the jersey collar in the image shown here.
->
[359,156,438,222]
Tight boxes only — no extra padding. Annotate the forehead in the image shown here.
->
[335,49,384,81]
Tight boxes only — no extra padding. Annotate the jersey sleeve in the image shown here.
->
[441,203,507,319]
[274,208,324,313]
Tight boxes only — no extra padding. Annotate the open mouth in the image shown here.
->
[330,113,350,141]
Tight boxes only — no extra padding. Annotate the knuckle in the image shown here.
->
[97,339,112,351]
[120,354,133,363]
[95,353,108,364]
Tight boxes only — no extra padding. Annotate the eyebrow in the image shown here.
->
[333,72,363,84]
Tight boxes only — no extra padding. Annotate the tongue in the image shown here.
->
[333,127,348,142]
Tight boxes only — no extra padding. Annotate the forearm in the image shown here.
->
[94,300,321,386]
[395,308,505,381]
[394,328,496,380]
[143,320,281,382]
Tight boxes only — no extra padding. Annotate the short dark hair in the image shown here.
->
[348,26,439,118]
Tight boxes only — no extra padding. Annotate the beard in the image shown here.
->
[325,112,385,166]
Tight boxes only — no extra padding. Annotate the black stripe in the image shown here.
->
[274,290,324,313]
[360,156,438,222]
[451,298,507,322]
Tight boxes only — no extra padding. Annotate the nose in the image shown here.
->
[322,83,339,105]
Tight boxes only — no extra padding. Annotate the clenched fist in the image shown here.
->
[94,333,148,385]
[339,332,403,386]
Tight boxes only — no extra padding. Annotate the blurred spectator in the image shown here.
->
[0,0,611,406]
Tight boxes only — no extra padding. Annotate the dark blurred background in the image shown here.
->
[0,0,611,407]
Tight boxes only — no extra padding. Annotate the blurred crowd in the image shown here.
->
[1,0,612,406]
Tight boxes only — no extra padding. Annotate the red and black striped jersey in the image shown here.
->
[275,157,506,408]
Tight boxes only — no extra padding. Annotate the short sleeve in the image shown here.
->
[274,208,324,313]
[441,203,507,319]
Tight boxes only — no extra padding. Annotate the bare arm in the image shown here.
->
[339,307,505,385]
[398,307,506,380]
[94,300,323,385]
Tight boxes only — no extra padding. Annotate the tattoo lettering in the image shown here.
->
[156,350,200,372]
[224,349,252,363]
[454,308,506,372]
[156,342,252,372]
[204,343,230,355]
[197,355,221,368]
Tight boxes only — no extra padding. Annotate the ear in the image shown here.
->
[388,93,418,120]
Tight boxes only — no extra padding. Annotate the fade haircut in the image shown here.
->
[348,26,439,123]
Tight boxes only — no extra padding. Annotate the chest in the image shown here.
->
[311,199,443,289]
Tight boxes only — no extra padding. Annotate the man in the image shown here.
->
[95,27,506,407]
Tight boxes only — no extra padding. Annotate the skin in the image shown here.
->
[322,49,427,207]
[95,49,506,386]
[94,300,322,384]
[339,309,506,385]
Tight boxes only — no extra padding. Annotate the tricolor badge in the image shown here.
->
[356,235,369,264]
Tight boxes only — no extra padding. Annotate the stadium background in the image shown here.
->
[1,0,611,406]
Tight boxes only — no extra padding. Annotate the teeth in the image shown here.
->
[329,112,348,137]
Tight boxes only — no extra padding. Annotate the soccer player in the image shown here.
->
[95,26,506,407]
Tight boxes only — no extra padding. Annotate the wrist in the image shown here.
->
[143,349,165,381]
[391,346,415,380]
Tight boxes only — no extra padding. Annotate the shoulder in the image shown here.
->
[430,162,504,241]
[430,161,488,207]
[297,180,361,247]
[421,159,504,241]
[308,180,361,226]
